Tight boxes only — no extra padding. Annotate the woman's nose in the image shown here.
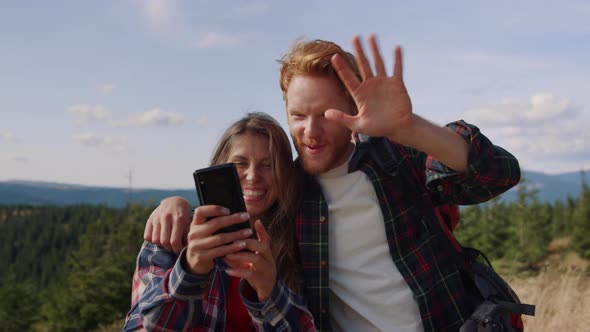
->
[245,164,259,181]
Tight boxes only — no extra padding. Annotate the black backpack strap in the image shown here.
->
[496,301,536,316]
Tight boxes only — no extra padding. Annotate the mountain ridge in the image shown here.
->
[0,170,586,208]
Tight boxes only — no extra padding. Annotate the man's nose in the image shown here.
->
[304,117,321,138]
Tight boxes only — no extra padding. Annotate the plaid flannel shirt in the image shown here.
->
[296,120,521,331]
[123,242,316,331]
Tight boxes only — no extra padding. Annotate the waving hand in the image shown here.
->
[325,35,413,142]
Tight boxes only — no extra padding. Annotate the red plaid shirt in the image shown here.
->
[295,120,521,331]
[123,242,316,331]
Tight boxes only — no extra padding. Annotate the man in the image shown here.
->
[142,35,520,331]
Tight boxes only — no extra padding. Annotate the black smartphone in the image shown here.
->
[193,163,251,234]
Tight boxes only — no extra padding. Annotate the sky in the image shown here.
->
[1,0,589,189]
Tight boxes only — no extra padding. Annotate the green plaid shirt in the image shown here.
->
[295,120,521,331]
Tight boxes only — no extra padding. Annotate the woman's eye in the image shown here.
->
[233,162,247,167]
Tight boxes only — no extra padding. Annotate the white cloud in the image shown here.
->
[194,32,242,49]
[463,93,580,127]
[462,93,589,164]
[99,84,114,96]
[0,130,16,142]
[505,126,588,157]
[73,132,104,146]
[67,104,112,124]
[121,108,185,127]
[73,132,128,152]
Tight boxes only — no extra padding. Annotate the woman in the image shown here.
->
[123,112,315,331]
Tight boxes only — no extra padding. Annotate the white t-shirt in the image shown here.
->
[316,152,423,332]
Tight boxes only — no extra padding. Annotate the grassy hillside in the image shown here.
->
[509,244,590,331]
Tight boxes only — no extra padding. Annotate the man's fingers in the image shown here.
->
[160,215,172,251]
[352,35,373,80]
[152,220,161,246]
[393,46,404,80]
[170,223,185,254]
[325,109,358,132]
[368,34,386,77]
[331,53,361,93]
[144,218,153,242]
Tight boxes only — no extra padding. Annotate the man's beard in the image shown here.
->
[293,139,352,175]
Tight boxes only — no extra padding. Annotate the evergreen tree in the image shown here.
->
[572,172,590,259]
[0,274,38,332]
[454,198,512,260]
[507,180,549,266]
[39,204,148,331]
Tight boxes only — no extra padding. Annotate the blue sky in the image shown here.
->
[1,0,589,189]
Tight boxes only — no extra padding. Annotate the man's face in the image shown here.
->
[285,75,355,175]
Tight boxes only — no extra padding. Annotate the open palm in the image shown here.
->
[326,35,413,140]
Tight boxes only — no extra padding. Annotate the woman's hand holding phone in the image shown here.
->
[223,220,277,302]
[184,206,253,275]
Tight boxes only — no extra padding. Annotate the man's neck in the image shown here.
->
[318,143,355,178]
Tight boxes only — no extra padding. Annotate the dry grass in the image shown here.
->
[95,319,125,332]
[94,253,590,332]
[507,252,590,331]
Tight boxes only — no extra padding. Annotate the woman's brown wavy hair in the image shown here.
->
[209,112,302,292]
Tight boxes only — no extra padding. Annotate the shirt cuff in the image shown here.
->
[239,277,290,326]
[168,248,211,300]
[426,120,492,185]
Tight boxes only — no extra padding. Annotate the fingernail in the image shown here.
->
[235,241,246,248]
[243,229,253,237]
[240,212,250,220]
[221,208,230,215]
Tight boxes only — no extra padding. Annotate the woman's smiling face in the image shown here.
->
[226,133,277,222]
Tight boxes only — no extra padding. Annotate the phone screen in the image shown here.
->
[193,163,250,234]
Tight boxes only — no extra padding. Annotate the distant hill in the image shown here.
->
[499,170,586,204]
[0,170,586,207]
[0,180,196,208]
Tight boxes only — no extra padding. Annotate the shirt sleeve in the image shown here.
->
[123,241,211,331]
[239,277,317,332]
[425,120,521,204]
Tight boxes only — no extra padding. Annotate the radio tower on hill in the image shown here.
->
[126,168,133,208]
